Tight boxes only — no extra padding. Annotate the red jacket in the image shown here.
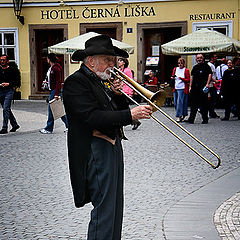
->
[144,76,158,85]
[172,67,190,94]
[49,63,63,96]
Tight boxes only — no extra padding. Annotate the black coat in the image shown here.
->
[63,64,132,207]
[221,69,239,99]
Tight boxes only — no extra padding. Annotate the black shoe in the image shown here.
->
[210,114,220,118]
[202,120,208,124]
[221,117,229,121]
[10,125,20,132]
[185,119,194,124]
[132,121,141,130]
[0,129,8,134]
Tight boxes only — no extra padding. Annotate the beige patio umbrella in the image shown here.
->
[48,32,134,55]
[161,29,240,55]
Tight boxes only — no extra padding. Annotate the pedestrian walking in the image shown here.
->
[0,54,20,134]
[40,53,68,134]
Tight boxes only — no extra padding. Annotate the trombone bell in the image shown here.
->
[150,89,167,112]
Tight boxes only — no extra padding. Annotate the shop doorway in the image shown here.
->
[29,24,68,99]
[137,22,187,84]
[35,29,64,92]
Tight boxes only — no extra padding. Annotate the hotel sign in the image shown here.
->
[41,5,156,20]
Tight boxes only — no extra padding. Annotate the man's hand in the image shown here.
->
[111,78,123,95]
[131,105,153,120]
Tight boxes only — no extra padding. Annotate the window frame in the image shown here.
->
[0,28,19,66]
[192,21,233,65]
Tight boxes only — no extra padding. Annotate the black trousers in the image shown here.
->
[223,95,240,119]
[87,137,124,240]
[189,88,209,122]
[208,87,218,117]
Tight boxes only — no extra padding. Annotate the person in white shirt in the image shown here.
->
[216,58,228,93]
[171,58,190,122]
[207,53,220,118]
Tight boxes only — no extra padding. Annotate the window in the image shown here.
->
[0,28,19,65]
[192,21,233,64]
[192,20,233,37]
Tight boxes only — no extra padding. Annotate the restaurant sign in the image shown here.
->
[190,12,235,21]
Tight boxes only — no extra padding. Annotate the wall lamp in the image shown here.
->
[13,0,24,25]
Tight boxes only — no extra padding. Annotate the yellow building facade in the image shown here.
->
[0,0,239,99]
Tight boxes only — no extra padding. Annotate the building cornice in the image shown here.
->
[0,0,181,8]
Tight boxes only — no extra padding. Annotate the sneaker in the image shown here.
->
[180,116,185,121]
[176,117,181,122]
[10,125,20,132]
[39,129,52,134]
[132,121,141,130]
[0,129,8,134]
[185,119,194,124]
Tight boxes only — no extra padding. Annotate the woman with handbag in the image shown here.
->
[40,53,68,134]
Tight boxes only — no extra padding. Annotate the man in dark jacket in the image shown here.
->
[0,54,20,134]
[187,54,212,124]
[63,35,152,240]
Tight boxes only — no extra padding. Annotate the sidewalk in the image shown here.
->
[1,100,239,239]
[163,167,240,240]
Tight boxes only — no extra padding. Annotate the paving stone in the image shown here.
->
[0,101,239,239]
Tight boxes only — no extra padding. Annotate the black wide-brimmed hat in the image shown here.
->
[71,35,129,61]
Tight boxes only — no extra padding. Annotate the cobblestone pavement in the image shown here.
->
[214,192,240,240]
[0,100,239,239]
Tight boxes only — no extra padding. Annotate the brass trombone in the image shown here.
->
[110,67,221,169]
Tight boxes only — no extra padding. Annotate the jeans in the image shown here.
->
[45,89,68,132]
[174,89,188,117]
[0,88,18,130]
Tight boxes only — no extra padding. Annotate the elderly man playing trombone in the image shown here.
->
[63,35,152,240]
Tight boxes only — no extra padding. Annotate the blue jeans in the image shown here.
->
[174,89,188,117]
[0,88,18,130]
[45,89,68,132]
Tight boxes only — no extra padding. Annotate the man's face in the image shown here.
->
[92,55,116,80]
[213,54,217,62]
[227,60,233,69]
[0,56,9,68]
[196,54,204,64]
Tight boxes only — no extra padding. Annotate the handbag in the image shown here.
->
[49,98,66,120]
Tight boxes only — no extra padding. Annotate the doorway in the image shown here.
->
[137,22,187,84]
[29,24,68,99]
[35,29,64,92]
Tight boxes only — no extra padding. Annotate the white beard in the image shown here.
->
[95,67,112,80]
